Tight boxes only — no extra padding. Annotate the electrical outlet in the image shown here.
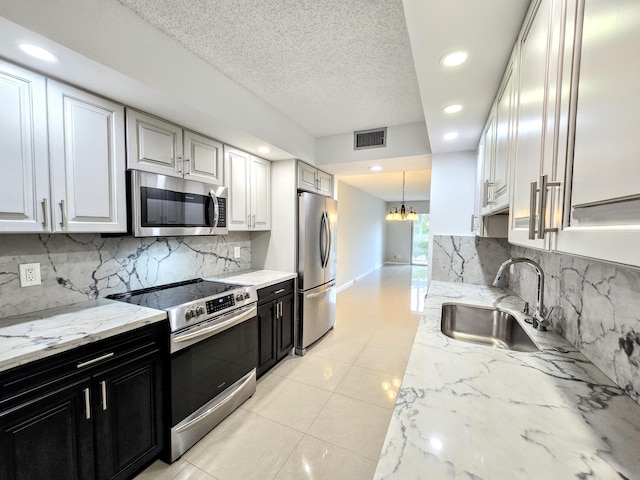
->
[19,263,41,287]
[234,246,241,259]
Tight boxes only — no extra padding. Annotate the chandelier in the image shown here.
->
[385,171,419,221]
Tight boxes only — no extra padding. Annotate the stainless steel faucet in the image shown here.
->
[492,257,553,331]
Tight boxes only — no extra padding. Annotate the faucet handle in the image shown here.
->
[544,306,555,322]
[522,302,530,315]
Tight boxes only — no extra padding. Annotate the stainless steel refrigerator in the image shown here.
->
[296,191,337,355]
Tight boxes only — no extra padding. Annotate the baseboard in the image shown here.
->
[337,280,355,293]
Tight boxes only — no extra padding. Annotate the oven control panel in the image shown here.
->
[206,294,235,315]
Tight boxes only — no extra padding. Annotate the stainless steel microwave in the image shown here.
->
[130,171,228,237]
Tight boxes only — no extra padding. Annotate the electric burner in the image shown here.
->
[108,278,257,332]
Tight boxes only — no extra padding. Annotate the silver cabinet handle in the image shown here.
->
[177,155,183,174]
[537,174,561,240]
[274,289,285,295]
[528,181,538,240]
[59,199,68,229]
[184,157,191,175]
[100,380,107,411]
[41,198,49,231]
[470,214,476,231]
[84,387,91,420]
[77,352,114,369]
[247,214,252,229]
[252,214,256,228]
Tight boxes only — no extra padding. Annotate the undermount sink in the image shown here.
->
[440,303,539,352]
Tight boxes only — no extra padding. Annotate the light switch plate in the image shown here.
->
[19,263,41,287]
[234,246,241,259]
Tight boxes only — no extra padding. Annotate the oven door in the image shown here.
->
[168,304,257,460]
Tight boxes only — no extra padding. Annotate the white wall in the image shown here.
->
[315,122,430,166]
[336,181,387,291]
[428,151,477,279]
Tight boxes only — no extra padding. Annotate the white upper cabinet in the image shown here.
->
[183,130,223,185]
[0,61,49,233]
[554,0,640,267]
[126,109,183,176]
[297,161,333,197]
[126,109,223,185]
[492,60,516,212]
[48,81,127,233]
[225,146,270,231]
[509,0,556,249]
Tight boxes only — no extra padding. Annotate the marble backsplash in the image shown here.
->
[0,233,251,319]
[431,235,511,284]
[431,234,640,405]
[509,246,640,405]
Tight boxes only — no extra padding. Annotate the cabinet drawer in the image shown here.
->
[0,323,167,410]
[257,279,295,305]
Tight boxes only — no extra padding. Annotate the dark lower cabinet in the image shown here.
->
[94,350,163,480]
[256,280,295,378]
[0,379,94,480]
[0,323,167,480]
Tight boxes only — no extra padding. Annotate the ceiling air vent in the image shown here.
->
[354,127,387,150]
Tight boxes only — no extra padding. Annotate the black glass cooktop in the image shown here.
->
[108,279,239,310]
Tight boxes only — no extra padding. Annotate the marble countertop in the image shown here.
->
[0,299,167,373]
[375,281,640,479]
[206,269,297,290]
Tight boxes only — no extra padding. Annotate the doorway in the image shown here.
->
[411,214,430,265]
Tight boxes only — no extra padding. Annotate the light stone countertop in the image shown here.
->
[374,281,640,479]
[206,269,297,290]
[0,299,167,373]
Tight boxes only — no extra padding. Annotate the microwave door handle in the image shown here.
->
[209,191,219,233]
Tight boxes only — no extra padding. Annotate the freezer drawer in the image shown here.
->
[297,281,336,354]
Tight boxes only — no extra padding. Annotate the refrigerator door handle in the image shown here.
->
[325,211,332,269]
[319,211,328,268]
[305,281,336,299]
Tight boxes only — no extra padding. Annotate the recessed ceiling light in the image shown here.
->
[18,43,59,63]
[257,146,270,154]
[441,51,468,67]
[443,132,459,141]
[369,166,383,172]
[442,104,463,114]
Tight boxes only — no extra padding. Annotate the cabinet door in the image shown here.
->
[256,302,276,378]
[554,0,640,267]
[509,0,553,248]
[0,380,94,480]
[297,162,318,192]
[126,109,183,177]
[480,113,496,215]
[184,130,223,185]
[276,293,295,361]
[317,170,333,197]
[225,147,251,231]
[492,61,515,212]
[94,350,163,480]
[48,81,127,233]
[0,60,50,233]
[251,156,271,231]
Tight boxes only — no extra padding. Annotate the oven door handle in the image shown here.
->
[173,304,257,344]
[174,370,255,434]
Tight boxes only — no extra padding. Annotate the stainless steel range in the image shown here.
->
[108,278,258,461]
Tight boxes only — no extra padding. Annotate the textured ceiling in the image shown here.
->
[117,0,424,137]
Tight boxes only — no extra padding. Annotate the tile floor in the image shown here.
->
[136,265,427,480]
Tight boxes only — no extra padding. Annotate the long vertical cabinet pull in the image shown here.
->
[83,388,91,420]
[59,199,68,229]
[528,181,538,240]
[100,380,108,411]
[41,199,49,231]
[537,174,561,239]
